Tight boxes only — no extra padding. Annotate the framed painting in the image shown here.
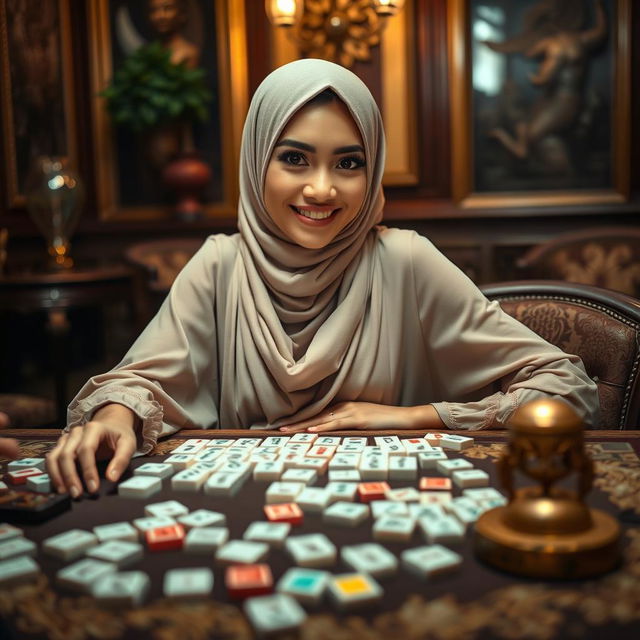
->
[89,0,247,220]
[270,0,419,186]
[448,0,631,208]
[0,0,78,209]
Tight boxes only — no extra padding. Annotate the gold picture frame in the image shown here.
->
[271,0,419,186]
[89,0,247,221]
[0,0,78,209]
[448,0,631,209]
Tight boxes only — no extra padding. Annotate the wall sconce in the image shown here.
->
[265,0,406,68]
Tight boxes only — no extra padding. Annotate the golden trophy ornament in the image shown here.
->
[474,398,621,579]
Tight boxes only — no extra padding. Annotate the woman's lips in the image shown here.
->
[290,205,339,221]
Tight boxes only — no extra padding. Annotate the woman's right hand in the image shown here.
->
[46,403,137,498]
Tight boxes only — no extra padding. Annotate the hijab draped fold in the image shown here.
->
[220,59,387,426]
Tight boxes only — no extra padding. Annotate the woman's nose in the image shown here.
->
[302,170,336,201]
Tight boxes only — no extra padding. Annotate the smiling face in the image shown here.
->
[263,97,367,250]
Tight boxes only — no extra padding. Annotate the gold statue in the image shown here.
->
[148,0,200,70]
[474,398,621,579]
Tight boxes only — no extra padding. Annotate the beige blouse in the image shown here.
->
[67,228,599,453]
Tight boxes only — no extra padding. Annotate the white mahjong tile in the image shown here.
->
[402,438,434,455]
[388,456,418,480]
[250,451,279,465]
[145,500,189,519]
[243,521,291,548]
[42,529,98,561]
[57,558,116,593]
[171,466,212,491]
[86,540,144,568]
[254,446,281,455]
[178,509,226,530]
[289,433,318,444]
[477,496,508,511]
[336,444,365,454]
[328,573,383,610]
[194,448,226,463]
[285,533,336,568]
[204,438,235,448]
[261,436,291,448]
[0,523,23,543]
[295,487,331,513]
[7,458,46,472]
[279,453,304,469]
[371,500,410,520]
[163,453,197,470]
[462,487,505,502]
[372,515,415,543]
[452,469,489,489]
[341,437,367,449]
[418,515,465,545]
[281,443,311,455]
[189,461,220,474]
[437,458,473,475]
[323,501,369,527]
[233,438,262,450]
[132,516,177,535]
[133,462,174,479]
[0,556,40,587]
[171,439,209,454]
[417,449,448,469]
[439,434,474,451]
[281,467,317,485]
[306,445,337,459]
[0,537,37,561]
[401,544,463,579]
[163,567,214,598]
[223,448,252,462]
[341,543,398,578]
[445,497,483,527]
[117,475,162,499]
[265,481,305,504]
[358,454,388,480]
[295,457,328,473]
[215,540,269,565]
[216,460,251,477]
[204,471,246,496]
[253,460,285,482]
[419,491,453,506]
[325,481,358,503]
[93,522,139,543]
[276,567,330,606]
[328,453,361,470]
[184,527,229,554]
[385,487,421,502]
[409,503,447,521]
[328,469,361,482]
[374,435,402,450]
[314,436,341,447]
[424,433,446,446]
[92,571,150,606]
[244,593,307,635]
[24,472,50,492]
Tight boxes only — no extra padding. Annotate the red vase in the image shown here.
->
[162,152,212,221]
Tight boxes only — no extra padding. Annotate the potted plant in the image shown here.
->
[101,42,213,220]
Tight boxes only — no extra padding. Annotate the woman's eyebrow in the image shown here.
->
[274,139,365,155]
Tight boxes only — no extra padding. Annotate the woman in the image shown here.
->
[46,59,598,498]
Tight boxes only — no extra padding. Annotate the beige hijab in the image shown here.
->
[220,59,387,427]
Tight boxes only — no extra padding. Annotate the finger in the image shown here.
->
[46,433,69,494]
[0,438,19,459]
[58,428,85,498]
[105,430,137,482]
[76,424,103,494]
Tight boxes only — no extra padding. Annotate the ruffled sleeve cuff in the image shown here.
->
[65,385,169,455]
[431,390,521,431]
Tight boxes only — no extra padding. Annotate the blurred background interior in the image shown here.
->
[0,0,638,428]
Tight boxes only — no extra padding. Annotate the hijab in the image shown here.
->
[220,58,387,427]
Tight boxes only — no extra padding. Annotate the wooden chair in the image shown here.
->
[480,280,640,430]
[516,226,640,298]
[124,238,203,323]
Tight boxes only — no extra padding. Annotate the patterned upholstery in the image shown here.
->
[517,227,640,297]
[481,280,640,430]
[0,393,56,428]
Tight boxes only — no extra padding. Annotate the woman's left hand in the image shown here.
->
[279,402,445,433]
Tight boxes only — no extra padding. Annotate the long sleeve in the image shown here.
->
[66,236,230,454]
[407,233,600,429]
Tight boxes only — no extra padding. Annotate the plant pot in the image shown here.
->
[161,152,212,222]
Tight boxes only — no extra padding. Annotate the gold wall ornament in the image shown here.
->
[266,0,405,68]
[474,398,622,579]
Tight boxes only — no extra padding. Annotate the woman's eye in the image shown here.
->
[277,151,307,166]
[337,156,366,170]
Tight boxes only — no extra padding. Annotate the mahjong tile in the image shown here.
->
[184,527,229,554]
[285,533,336,568]
[341,543,398,578]
[276,567,329,606]
[323,501,369,527]
[93,522,139,543]
[372,515,415,543]
[401,544,463,579]
[243,521,291,548]
[178,509,226,529]
[164,567,214,598]
[42,529,98,560]
[295,487,331,513]
[328,573,383,610]
[86,540,144,568]
[244,593,307,635]
[0,555,40,587]
[92,571,150,606]
[144,500,189,519]
[57,558,116,593]
[216,540,269,565]
[117,476,161,499]
[133,462,174,479]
